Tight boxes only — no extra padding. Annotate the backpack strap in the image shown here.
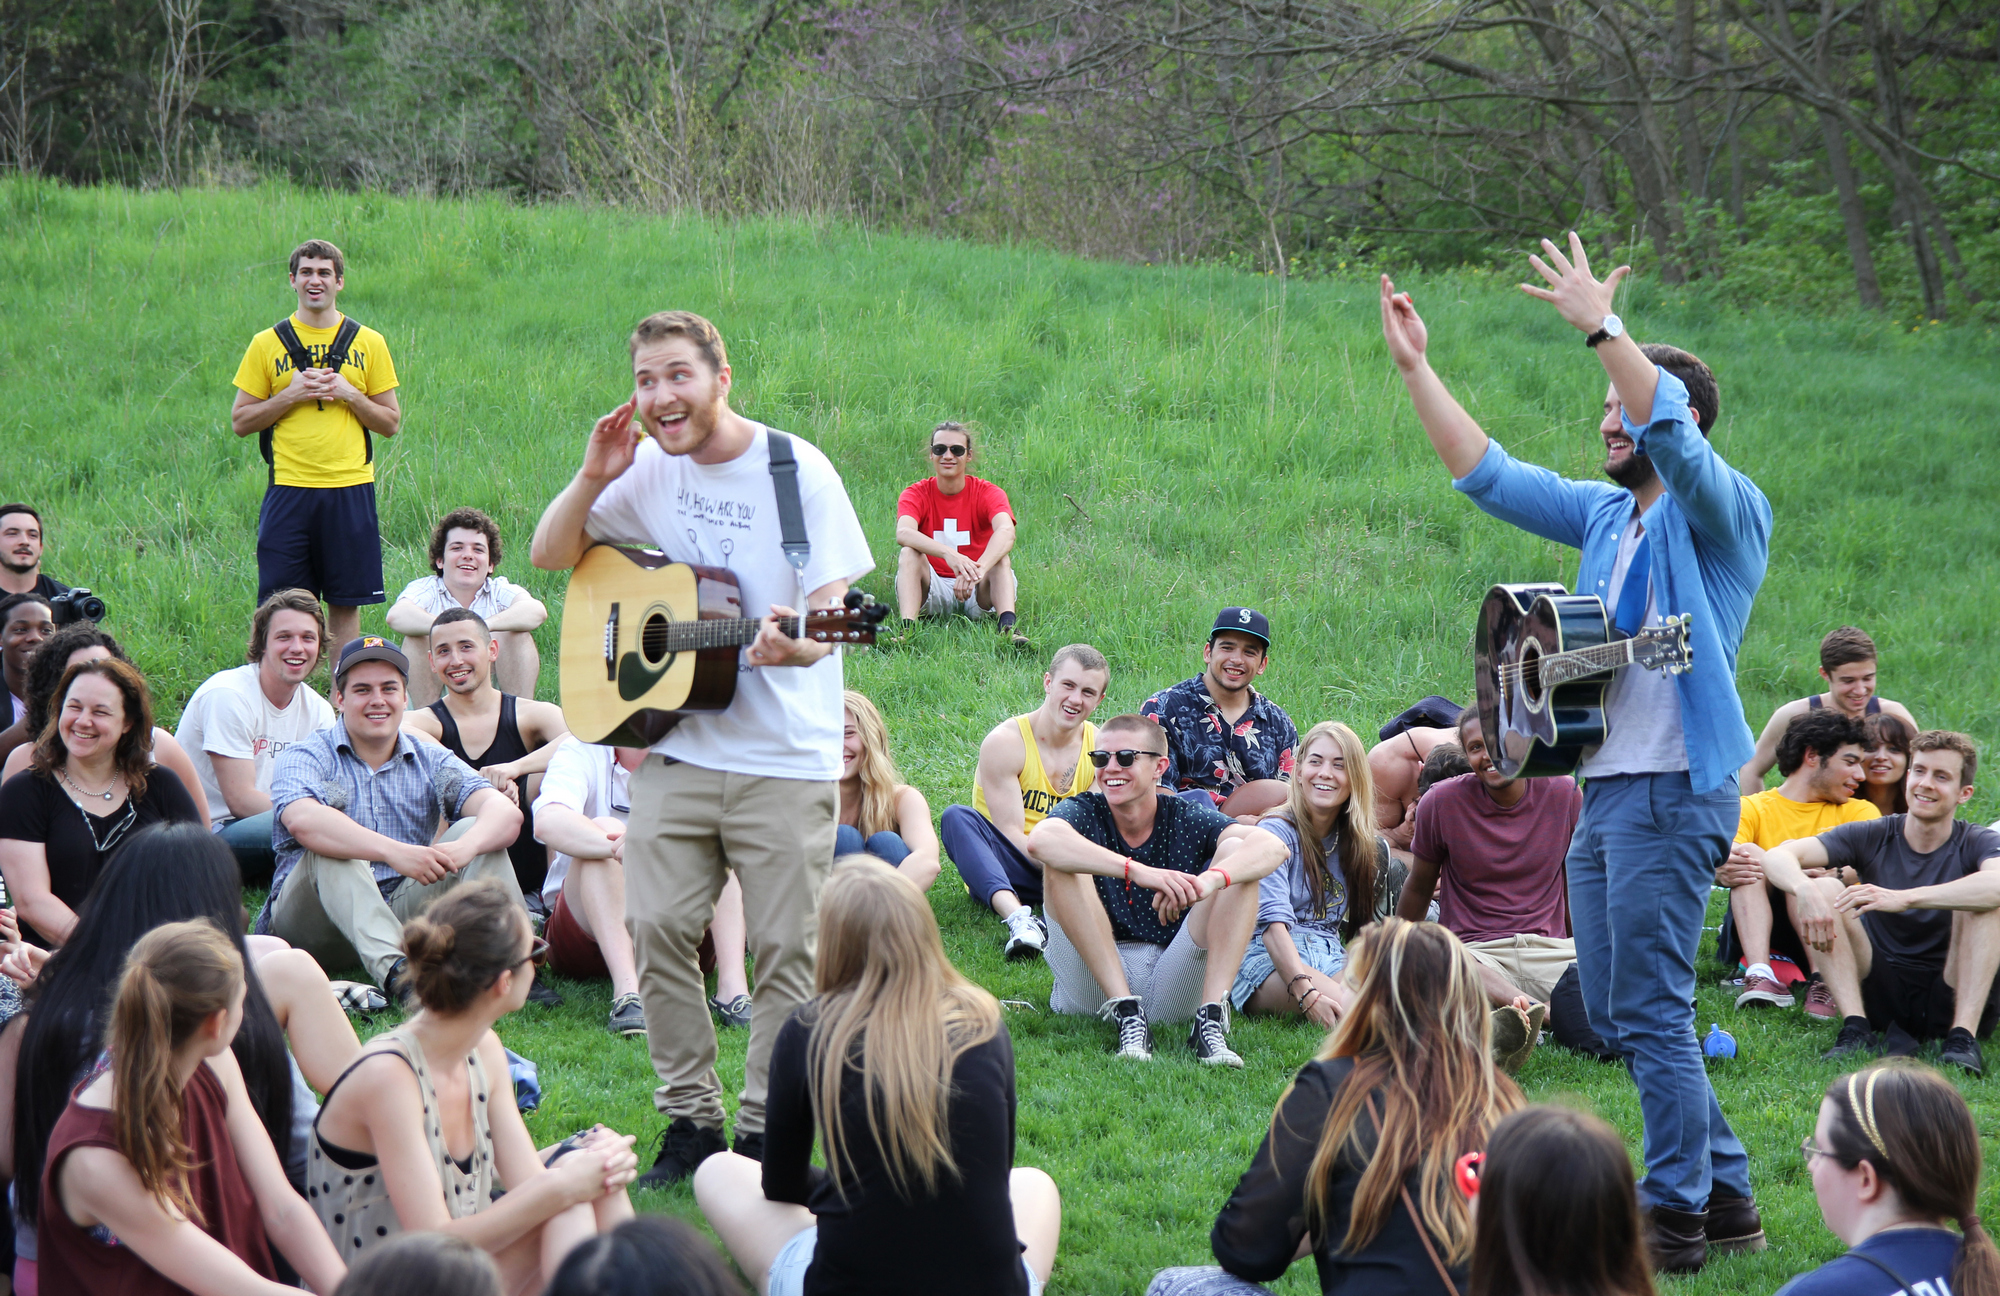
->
[766,429,811,576]
[261,316,372,482]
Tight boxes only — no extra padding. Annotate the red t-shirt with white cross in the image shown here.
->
[897,476,1014,577]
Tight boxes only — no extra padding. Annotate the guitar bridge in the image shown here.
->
[604,603,620,682]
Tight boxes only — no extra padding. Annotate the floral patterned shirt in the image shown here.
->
[1139,676,1299,805]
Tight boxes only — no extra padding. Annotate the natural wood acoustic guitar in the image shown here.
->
[559,544,886,746]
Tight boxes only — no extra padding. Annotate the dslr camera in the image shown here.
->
[48,587,107,626]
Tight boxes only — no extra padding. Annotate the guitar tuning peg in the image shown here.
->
[844,590,866,610]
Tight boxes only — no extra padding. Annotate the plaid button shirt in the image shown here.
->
[1139,676,1299,804]
[265,718,491,903]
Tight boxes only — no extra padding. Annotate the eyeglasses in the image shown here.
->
[1088,749,1165,768]
[521,937,550,969]
[1800,1137,1833,1163]
[930,444,968,458]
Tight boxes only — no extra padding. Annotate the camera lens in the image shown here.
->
[79,594,106,621]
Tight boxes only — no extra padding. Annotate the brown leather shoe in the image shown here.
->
[1705,1194,1768,1254]
[1644,1204,1708,1274]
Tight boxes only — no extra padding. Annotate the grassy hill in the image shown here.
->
[4,178,1999,1294]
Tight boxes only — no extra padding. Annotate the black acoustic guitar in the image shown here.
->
[559,544,887,746]
[1473,582,1694,779]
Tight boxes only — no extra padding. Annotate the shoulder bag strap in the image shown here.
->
[1368,1094,1463,1296]
[1843,1247,1920,1292]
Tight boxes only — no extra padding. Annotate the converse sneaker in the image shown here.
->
[1188,1002,1243,1068]
[1002,907,1047,960]
[1733,965,1794,1009]
[1100,995,1152,1060]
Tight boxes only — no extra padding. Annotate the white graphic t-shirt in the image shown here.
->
[175,664,336,826]
[585,425,874,780]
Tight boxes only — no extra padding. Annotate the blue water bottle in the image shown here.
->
[1703,1023,1738,1060]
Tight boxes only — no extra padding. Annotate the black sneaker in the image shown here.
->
[382,957,417,1012]
[1823,1018,1881,1060]
[1188,1002,1243,1068]
[1099,995,1152,1060]
[1941,1028,1985,1076]
[525,977,564,1008]
[607,992,647,1037]
[634,1117,727,1189]
[732,1130,765,1162]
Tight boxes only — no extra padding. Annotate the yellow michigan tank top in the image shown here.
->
[972,714,1096,828]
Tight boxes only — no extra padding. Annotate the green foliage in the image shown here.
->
[6,181,2000,1292]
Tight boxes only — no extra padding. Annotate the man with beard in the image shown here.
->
[0,505,70,600]
[1140,609,1298,823]
[1381,235,1771,1274]
[531,310,872,1188]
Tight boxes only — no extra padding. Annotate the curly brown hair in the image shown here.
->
[429,508,503,576]
[30,657,155,796]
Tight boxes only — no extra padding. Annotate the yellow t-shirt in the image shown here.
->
[972,715,1096,830]
[1735,788,1880,850]
[233,314,398,488]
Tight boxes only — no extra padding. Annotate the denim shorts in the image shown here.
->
[768,1226,1045,1296]
[1230,925,1346,1011]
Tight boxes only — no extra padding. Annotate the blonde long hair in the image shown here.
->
[1269,721,1379,941]
[809,858,1002,1198]
[110,920,245,1223]
[842,691,906,839]
[1299,919,1522,1265]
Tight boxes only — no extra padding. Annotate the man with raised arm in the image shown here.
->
[175,588,335,883]
[530,310,872,1189]
[255,636,526,998]
[1381,235,1772,1273]
[939,643,1109,959]
[1740,626,1918,790]
[230,240,402,650]
[1764,731,2000,1077]
[1026,712,1266,1067]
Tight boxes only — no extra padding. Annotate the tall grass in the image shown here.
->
[4,178,1999,1293]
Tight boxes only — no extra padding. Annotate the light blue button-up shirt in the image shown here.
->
[1452,367,1771,794]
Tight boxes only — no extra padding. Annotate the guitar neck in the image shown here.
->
[1540,637,1645,689]
[656,616,804,653]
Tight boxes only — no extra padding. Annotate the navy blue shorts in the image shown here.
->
[256,483,385,607]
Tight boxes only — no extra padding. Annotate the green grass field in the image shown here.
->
[5,178,2000,1294]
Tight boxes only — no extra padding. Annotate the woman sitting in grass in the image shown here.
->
[37,919,347,1295]
[1779,1061,1999,1296]
[1229,721,1392,1030]
[695,856,1061,1295]
[308,880,638,1288]
[835,691,941,889]
[1149,919,1522,1296]
[1469,1105,1655,1296]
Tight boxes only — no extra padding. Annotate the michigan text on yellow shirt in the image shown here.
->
[233,314,399,489]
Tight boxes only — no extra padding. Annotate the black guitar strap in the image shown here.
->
[766,429,811,575]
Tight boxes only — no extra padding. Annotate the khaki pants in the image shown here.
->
[624,757,836,1134]
[1466,934,1576,1003]
[270,819,526,987]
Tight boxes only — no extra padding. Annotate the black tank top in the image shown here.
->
[1806,694,1881,715]
[426,695,547,895]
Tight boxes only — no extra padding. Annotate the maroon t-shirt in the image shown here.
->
[40,1062,276,1295]
[1409,773,1582,942]
[896,476,1013,577]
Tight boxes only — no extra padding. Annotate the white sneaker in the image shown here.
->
[1002,908,1047,960]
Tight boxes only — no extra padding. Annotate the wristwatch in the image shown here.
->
[1585,314,1624,348]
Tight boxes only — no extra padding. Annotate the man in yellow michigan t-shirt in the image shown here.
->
[1718,709,1877,1017]
[230,239,402,648]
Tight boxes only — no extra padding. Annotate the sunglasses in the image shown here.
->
[1088,749,1165,768]
[930,444,968,458]
[521,937,550,969]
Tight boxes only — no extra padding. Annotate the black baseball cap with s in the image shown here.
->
[335,635,410,684]
[1210,607,1271,647]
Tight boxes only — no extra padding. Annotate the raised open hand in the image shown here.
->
[1520,231,1629,334]
[1379,274,1429,373]
[581,397,641,485]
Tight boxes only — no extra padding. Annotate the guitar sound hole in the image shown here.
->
[1519,644,1543,702]
[642,612,670,664]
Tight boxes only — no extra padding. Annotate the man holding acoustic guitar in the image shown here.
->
[1381,234,1772,1276]
[531,310,874,1188]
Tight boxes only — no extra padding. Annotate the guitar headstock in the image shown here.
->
[1633,614,1694,674]
[801,592,891,644]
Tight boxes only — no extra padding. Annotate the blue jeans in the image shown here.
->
[218,811,277,887]
[834,824,912,867]
[938,804,1041,907]
[1567,770,1749,1213]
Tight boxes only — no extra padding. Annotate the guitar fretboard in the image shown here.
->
[644,616,808,654]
